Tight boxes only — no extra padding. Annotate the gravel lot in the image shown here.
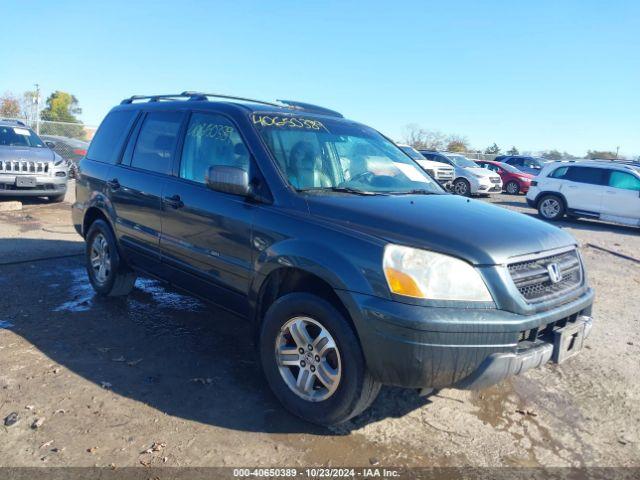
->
[0,185,639,468]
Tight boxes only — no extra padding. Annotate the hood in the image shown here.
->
[416,159,453,170]
[466,166,498,178]
[305,194,576,265]
[0,146,56,162]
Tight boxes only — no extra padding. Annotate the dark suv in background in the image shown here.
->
[495,155,551,176]
[72,92,594,425]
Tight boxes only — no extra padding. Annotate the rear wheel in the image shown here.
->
[505,180,520,195]
[85,219,137,296]
[453,178,471,196]
[260,293,380,426]
[537,194,565,221]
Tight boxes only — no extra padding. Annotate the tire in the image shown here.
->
[48,194,66,203]
[85,219,137,296]
[260,292,381,426]
[505,180,520,195]
[452,178,471,196]
[537,194,565,221]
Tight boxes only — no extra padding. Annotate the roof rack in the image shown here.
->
[119,92,343,117]
[0,118,26,126]
[276,100,343,118]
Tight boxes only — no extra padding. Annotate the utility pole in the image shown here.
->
[34,84,40,134]
[615,146,619,159]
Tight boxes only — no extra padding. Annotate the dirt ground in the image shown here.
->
[0,184,639,468]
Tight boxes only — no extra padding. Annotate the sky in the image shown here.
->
[2,0,639,157]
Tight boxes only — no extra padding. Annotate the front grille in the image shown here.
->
[508,249,583,303]
[490,177,501,184]
[0,160,50,175]
[435,168,454,180]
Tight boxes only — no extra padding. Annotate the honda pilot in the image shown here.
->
[72,92,595,426]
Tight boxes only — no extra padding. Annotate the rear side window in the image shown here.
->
[87,110,137,164]
[565,166,607,185]
[609,171,640,191]
[550,166,569,178]
[130,112,184,175]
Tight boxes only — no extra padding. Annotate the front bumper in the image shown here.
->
[0,173,67,197]
[338,287,594,390]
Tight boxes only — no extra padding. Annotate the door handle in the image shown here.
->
[163,194,184,209]
[106,178,120,190]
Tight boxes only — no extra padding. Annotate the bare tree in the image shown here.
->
[445,134,470,153]
[402,124,447,150]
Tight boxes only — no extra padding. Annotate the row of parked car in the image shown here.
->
[396,145,640,227]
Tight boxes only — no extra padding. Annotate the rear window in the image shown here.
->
[87,110,138,164]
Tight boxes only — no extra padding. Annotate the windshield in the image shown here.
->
[445,154,477,168]
[398,145,425,161]
[252,113,443,194]
[0,125,45,148]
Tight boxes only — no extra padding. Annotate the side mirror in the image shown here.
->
[45,141,56,149]
[205,165,250,196]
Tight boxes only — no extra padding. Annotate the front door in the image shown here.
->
[108,110,185,272]
[160,112,256,314]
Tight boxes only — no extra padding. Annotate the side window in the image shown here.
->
[609,171,640,191]
[130,112,183,174]
[179,113,250,184]
[566,167,607,185]
[550,166,569,178]
[507,157,521,166]
[87,110,138,164]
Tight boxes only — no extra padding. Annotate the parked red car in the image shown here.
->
[475,160,534,194]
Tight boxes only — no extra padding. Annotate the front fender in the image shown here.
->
[249,238,388,315]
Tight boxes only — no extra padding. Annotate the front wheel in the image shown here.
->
[505,180,520,195]
[452,178,471,196]
[85,219,137,296]
[260,293,380,426]
[537,194,565,221]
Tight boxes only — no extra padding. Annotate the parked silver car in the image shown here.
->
[0,120,69,202]
[419,150,502,196]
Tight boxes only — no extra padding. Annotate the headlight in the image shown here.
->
[383,244,493,301]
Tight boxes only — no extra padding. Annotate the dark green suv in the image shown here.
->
[72,92,594,425]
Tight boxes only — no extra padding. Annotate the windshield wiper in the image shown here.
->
[298,186,381,196]
[388,189,440,195]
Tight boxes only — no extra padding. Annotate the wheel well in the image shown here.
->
[535,191,567,209]
[256,268,353,330]
[82,207,108,238]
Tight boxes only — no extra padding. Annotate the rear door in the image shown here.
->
[159,111,257,314]
[560,166,608,213]
[108,110,185,273]
[601,170,640,221]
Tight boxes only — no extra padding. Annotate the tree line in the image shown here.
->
[402,124,625,160]
[0,90,86,139]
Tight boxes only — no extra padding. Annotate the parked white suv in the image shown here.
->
[526,160,640,227]
[396,144,454,189]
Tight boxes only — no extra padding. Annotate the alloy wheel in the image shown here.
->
[90,233,112,284]
[506,181,519,194]
[540,198,561,219]
[275,316,342,402]
[454,180,468,195]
